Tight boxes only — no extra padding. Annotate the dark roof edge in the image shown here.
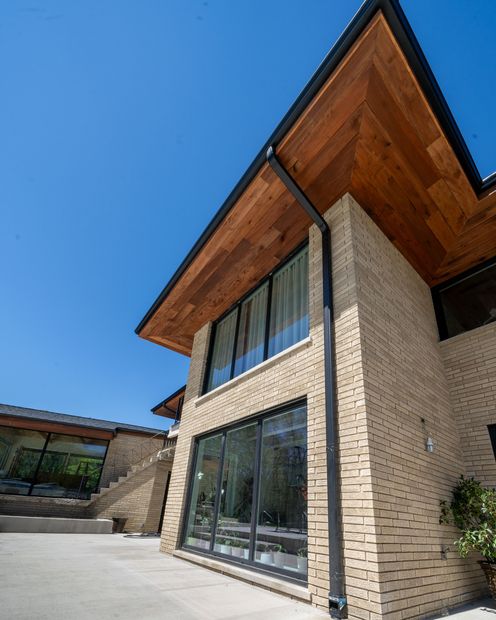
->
[135,0,495,337]
[151,384,186,413]
[0,405,165,436]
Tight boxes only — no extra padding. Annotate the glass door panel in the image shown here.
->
[255,406,307,576]
[184,434,222,550]
[214,423,257,558]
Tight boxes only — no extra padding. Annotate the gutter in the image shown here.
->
[266,145,346,618]
[135,0,495,337]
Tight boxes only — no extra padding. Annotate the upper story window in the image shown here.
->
[205,245,309,392]
[432,257,496,340]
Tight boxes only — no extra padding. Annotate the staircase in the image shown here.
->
[87,440,176,506]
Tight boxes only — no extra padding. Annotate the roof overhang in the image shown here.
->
[152,385,186,419]
[136,0,496,356]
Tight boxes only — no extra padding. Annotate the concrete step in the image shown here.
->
[0,515,113,534]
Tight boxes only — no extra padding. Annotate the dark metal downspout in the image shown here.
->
[266,146,346,618]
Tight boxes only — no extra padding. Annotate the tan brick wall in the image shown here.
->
[346,195,486,618]
[440,323,496,487]
[160,196,382,617]
[90,460,172,532]
[160,193,488,618]
[0,494,89,518]
[99,431,164,489]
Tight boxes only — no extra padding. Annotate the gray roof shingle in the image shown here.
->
[0,403,165,436]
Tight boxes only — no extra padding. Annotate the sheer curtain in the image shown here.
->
[268,247,309,357]
[207,309,237,390]
[234,283,268,376]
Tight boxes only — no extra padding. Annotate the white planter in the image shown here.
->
[259,551,273,565]
[231,547,243,558]
[200,539,209,549]
[220,544,232,555]
[297,557,308,572]
[186,537,198,547]
[274,552,286,568]
[214,543,222,552]
[243,549,249,560]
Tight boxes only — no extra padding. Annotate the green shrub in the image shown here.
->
[440,476,496,563]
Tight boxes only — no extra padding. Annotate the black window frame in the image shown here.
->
[488,425,496,460]
[203,241,309,394]
[180,398,308,585]
[0,423,109,499]
[432,255,496,341]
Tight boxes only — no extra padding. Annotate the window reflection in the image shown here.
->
[183,404,308,579]
[255,407,307,574]
[185,434,222,550]
[0,425,108,499]
[214,423,257,558]
[0,427,47,495]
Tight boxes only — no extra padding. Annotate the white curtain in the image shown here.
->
[268,247,309,357]
[234,283,268,376]
[208,309,238,390]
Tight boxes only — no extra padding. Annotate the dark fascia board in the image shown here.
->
[135,0,495,337]
[151,384,187,414]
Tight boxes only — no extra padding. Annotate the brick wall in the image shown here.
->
[99,431,164,489]
[440,323,496,487]
[90,459,172,532]
[0,494,90,518]
[159,193,488,618]
[346,195,486,618]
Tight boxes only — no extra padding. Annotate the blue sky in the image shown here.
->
[0,1,494,430]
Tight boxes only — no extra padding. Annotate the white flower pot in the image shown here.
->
[243,549,249,560]
[231,547,243,558]
[220,544,231,555]
[259,551,273,565]
[186,537,198,547]
[297,557,308,572]
[274,552,286,568]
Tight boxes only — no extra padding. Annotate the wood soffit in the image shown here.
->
[139,11,496,356]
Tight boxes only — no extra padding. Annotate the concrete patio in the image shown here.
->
[1,532,494,619]
[0,533,326,619]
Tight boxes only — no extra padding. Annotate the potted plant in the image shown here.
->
[230,537,244,558]
[219,538,232,555]
[440,476,496,598]
[258,543,273,565]
[272,544,287,568]
[297,546,308,572]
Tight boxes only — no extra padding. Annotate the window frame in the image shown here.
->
[203,241,309,394]
[180,398,308,585]
[431,255,496,341]
[0,423,109,499]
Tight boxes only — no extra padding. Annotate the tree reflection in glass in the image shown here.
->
[214,423,256,557]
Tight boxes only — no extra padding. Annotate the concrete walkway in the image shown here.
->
[0,533,327,620]
[431,598,496,619]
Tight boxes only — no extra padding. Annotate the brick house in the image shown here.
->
[135,0,496,617]
[0,403,175,532]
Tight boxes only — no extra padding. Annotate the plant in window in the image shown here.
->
[258,542,273,565]
[271,543,287,568]
[440,476,496,598]
[297,546,308,572]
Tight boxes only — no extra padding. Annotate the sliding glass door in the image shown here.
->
[183,402,307,581]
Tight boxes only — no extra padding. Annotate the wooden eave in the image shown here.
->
[152,386,186,420]
[137,3,496,356]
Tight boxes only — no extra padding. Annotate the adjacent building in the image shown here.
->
[136,0,496,617]
[0,403,175,532]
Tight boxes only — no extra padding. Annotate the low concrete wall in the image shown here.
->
[0,515,112,533]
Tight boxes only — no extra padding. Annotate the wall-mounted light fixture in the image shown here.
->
[426,437,435,453]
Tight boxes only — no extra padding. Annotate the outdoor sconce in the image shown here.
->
[426,437,435,453]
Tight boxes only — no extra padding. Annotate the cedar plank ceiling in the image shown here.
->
[139,10,496,356]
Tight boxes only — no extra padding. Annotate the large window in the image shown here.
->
[0,425,108,499]
[183,402,308,581]
[432,258,496,340]
[205,245,309,392]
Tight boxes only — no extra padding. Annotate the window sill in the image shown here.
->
[196,336,312,406]
[173,549,310,602]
